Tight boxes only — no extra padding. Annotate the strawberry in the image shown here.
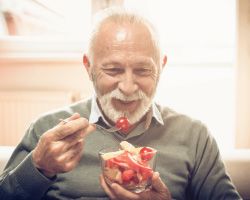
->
[122,169,136,183]
[139,147,156,161]
[116,117,130,132]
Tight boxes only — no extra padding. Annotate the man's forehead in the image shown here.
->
[95,23,154,52]
[91,20,159,65]
[99,21,151,40]
[102,55,156,65]
[115,29,128,42]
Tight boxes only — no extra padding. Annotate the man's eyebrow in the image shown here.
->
[102,61,123,67]
[133,59,156,67]
[135,56,156,63]
[134,61,153,66]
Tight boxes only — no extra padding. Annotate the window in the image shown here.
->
[0,0,91,36]
[123,0,236,153]
[0,0,237,152]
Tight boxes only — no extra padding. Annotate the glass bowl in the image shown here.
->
[99,145,157,193]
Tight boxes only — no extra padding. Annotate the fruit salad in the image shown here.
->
[100,141,157,193]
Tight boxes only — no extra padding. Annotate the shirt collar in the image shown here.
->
[152,101,164,125]
[89,95,109,125]
[89,95,164,127]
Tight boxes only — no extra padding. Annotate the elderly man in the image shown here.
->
[0,8,241,200]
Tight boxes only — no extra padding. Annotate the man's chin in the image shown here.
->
[113,108,134,115]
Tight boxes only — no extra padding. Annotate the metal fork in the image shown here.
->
[59,119,120,133]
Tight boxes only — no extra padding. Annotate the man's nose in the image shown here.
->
[118,72,138,96]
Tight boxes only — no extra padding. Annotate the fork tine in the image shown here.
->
[59,118,120,133]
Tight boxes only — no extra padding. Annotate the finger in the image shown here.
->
[57,140,84,172]
[63,139,84,161]
[110,183,139,200]
[151,172,170,196]
[60,130,85,151]
[53,117,90,140]
[60,123,96,151]
[59,113,81,125]
[99,174,117,200]
[66,141,84,166]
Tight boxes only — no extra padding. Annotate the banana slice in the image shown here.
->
[101,150,125,160]
[120,141,135,152]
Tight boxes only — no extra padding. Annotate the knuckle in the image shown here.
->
[79,117,89,127]
[109,196,117,200]
[75,142,84,152]
[54,157,62,164]
[55,127,73,139]
[78,139,85,146]
[57,164,68,173]
[40,133,50,144]
[47,143,63,157]
[55,156,65,166]
[64,162,74,172]
[62,125,74,134]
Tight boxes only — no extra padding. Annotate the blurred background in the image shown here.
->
[0,0,249,154]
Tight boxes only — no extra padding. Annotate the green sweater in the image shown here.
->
[0,99,242,200]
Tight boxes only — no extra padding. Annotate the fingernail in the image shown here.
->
[153,171,160,179]
[155,171,160,176]
[73,113,80,117]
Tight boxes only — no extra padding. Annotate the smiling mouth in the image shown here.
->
[117,100,136,104]
[112,99,139,110]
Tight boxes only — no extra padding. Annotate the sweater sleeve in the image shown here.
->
[188,125,242,200]
[0,122,55,200]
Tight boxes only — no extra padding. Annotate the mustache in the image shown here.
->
[107,88,147,101]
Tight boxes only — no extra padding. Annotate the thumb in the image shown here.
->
[151,172,170,196]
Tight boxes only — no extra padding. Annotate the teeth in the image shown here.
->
[123,101,132,104]
[119,100,134,104]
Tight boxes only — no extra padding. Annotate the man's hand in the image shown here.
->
[100,172,171,200]
[32,113,95,178]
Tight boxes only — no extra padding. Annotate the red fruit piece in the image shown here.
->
[141,168,153,181]
[115,117,130,132]
[132,175,140,184]
[139,147,156,161]
[105,159,116,168]
[122,169,136,183]
[106,152,130,169]
[126,153,152,173]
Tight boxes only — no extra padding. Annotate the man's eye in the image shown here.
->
[134,68,152,76]
[103,68,123,75]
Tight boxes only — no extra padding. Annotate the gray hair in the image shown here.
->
[87,7,162,65]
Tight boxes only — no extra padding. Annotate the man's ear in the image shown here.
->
[162,55,167,68]
[83,54,92,81]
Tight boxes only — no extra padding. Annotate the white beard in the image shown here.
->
[97,88,153,124]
